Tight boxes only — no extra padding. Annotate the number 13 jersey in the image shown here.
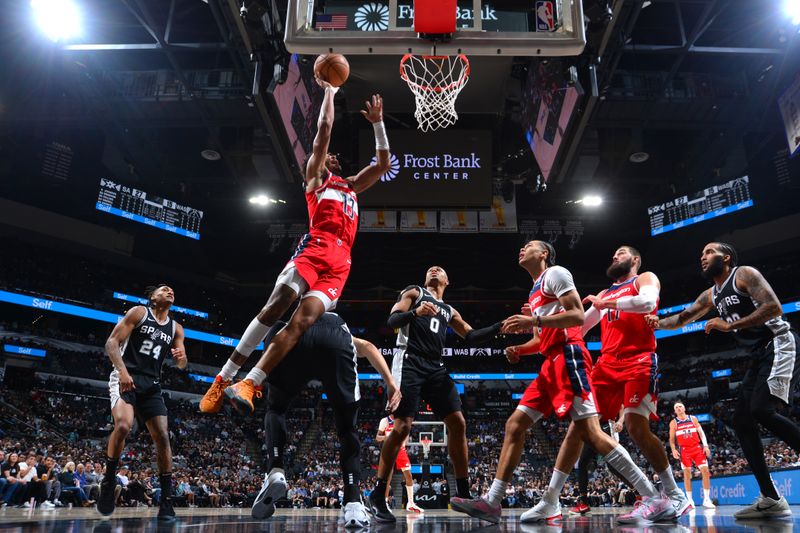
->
[395,286,453,360]
[121,307,175,384]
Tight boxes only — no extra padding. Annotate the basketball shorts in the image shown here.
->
[680,445,708,469]
[517,343,597,422]
[592,352,659,421]
[391,352,461,419]
[278,232,352,311]
[395,447,411,471]
[109,371,167,422]
[267,320,360,405]
[739,330,800,406]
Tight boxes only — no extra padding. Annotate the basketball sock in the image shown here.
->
[703,488,711,500]
[542,469,568,506]
[104,457,119,483]
[159,473,172,500]
[218,360,241,381]
[232,317,271,360]
[687,491,693,502]
[374,478,388,500]
[405,484,414,505]
[245,367,267,386]
[455,477,471,499]
[486,479,507,506]
[657,465,679,493]
[604,445,658,498]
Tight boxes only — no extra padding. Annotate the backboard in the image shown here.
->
[285,0,585,57]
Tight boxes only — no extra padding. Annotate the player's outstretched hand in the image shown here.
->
[520,303,532,316]
[644,314,660,329]
[583,294,608,309]
[505,346,521,364]
[119,370,135,392]
[502,314,534,334]
[360,94,383,124]
[314,76,339,93]
[386,384,402,413]
[672,449,680,460]
[415,301,438,317]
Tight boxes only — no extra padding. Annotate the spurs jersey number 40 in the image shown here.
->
[122,307,175,383]
[396,286,453,359]
[712,267,790,347]
[674,416,701,449]
[528,266,583,355]
[306,174,359,248]
[599,276,658,357]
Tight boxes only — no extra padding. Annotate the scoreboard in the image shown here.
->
[648,176,753,236]
[96,178,203,240]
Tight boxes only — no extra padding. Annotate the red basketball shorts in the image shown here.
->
[591,352,659,422]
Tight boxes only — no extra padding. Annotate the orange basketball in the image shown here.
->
[314,54,350,87]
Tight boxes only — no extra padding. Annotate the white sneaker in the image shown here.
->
[19,502,31,509]
[343,501,371,529]
[734,495,791,520]
[617,494,676,524]
[667,488,693,516]
[41,501,56,509]
[251,468,288,520]
[521,499,562,523]
[406,502,425,513]
[702,497,715,509]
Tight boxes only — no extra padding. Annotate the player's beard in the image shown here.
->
[702,255,726,281]
[606,258,632,280]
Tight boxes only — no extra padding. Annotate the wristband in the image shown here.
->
[373,121,389,151]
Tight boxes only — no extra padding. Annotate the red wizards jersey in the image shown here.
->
[675,416,701,448]
[306,174,359,248]
[383,415,394,437]
[599,276,658,358]
[528,266,584,356]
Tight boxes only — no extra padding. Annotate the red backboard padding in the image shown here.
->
[414,0,457,34]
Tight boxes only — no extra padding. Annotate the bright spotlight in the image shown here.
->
[249,194,286,206]
[581,195,603,207]
[31,0,82,42]
[787,0,800,25]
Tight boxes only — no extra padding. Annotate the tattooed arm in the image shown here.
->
[648,288,714,330]
[708,266,782,332]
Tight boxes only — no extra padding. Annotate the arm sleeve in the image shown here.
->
[543,266,576,297]
[581,305,606,337]
[616,284,659,313]
[464,322,502,344]
[387,310,415,329]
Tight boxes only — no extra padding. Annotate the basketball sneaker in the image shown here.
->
[252,468,288,520]
[734,495,791,519]
[450,496,502,524]
[569,501,591,515]
[225,379,263,415]
[368,488,396,523]
[97,479,117,516]
[667,488,693,516]
[199,376,231,414]
[521,499,562,523]
[343,501,371,529]
[157,497,176,522]
[702,497,715,509]
[617,494,677,524]
[406,502,425,513]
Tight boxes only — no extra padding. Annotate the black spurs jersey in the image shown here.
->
[396,286,453,359]
[712,267,790,347]
[121,307,176,382]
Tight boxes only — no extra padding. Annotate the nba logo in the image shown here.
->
[536,1,555,31]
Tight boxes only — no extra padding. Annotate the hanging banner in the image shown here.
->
[440,211,478,233]
[400,211,438,232]
[360,210,398,232]
[778,76,800,157]
[480,191,517,233]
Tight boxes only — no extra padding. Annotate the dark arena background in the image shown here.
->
[1,0,800,531]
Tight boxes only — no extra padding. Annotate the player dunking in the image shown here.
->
[451,241,673,524]
[581,246,691,519]
[369,266,503,523]
[199,82,390,415]
[376,415,424,513]
[669,401,714,509]
[98,285,187,521]
[648,242,799,520]
[250,312,400,528]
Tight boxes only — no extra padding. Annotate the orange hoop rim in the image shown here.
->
[399,53,470,93]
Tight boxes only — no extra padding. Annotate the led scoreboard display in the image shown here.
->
[96,178,203,240]
[648,176,753,236]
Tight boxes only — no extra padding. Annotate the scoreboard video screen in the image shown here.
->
[96,178,203,240]
[648,176,753,236]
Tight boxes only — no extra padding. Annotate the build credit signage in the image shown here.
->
[359,130,492,208]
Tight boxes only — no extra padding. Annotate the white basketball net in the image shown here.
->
[400,54,470,132]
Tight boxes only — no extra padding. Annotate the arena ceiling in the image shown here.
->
[0,0,798,292]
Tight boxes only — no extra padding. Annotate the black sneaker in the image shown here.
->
[368,489,396,523]
[97,480,116,516]
[157,497,176,522]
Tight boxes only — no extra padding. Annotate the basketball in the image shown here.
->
[314,54,350,87]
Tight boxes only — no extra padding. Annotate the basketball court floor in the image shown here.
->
[0,507,796,532]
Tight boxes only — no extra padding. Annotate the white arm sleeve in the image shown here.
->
[581,305,606,337]
[543,266,576,297]
[616,284,659,313]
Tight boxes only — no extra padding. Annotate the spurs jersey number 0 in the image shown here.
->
[396,286,453,359]
[122,308,175,383]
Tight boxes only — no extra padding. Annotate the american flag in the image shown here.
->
[315,13,348,30]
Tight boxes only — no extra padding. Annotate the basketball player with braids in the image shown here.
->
[98,285,187,521]
[648,242,799,519]
[199,81,390,415]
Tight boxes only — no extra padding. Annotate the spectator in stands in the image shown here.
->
[59,461,94,506]
[1,452,21,506]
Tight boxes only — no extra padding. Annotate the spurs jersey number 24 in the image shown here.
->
[122,307,175,383]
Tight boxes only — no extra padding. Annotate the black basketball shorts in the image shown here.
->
[391,350,461,419]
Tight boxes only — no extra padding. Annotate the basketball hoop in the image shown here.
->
[420,437,433,460]
[400,54,470,132]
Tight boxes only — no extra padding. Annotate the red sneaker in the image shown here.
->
[569,502,591,515]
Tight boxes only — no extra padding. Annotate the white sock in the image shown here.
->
[687,491,692,502]
[245,367,267,386]
[703,488,710,500]
[234,317,271,357]
[604,445,658,498]
[218,360,241,381]
[657,465,679,493]
[405,484,414,505]
[487,479,507,506]
[542,469,568,505]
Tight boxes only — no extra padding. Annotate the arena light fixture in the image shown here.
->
[31,0,82,42]
[581,195,603,207]
[249,194,286,206]
[786,0,800,25]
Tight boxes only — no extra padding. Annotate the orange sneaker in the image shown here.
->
[199,375,231,414]
[225,379,263,415]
